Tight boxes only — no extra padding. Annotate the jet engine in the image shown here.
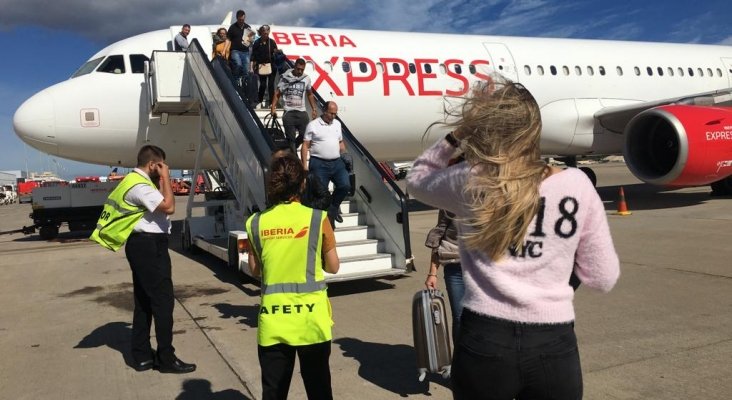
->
[623,104,732,188]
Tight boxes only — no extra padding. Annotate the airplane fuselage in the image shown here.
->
[13,24,732,169]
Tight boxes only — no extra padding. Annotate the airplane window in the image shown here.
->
[424,64,432,74]
[688,67,694,77]
[646,66,653,76]
[667,67,674,76]
[537,65,544,75]
[130,54,149,74]
[359,62,368,73]
[469,64,476,75]
[599,66,606,76]
[324,61,333,71]
[342,62,351,73]
[562,66,569,76]
[634,66,640,76]
[575,66,582,76]
[97,55,126,74]
[717,68,723,77]
[697,68,703,77]
[550,65,557,75]
[657,67,663,76]
[587,66,594,76]
[524,65,531,75]
[616,66,623,76]
[409,63,417,74]
[377,62,384,74]
[392,63,401,74]
[454,64,462,74]
[71,57,104,78]
[707,68,713,77]
[678,67,684,76]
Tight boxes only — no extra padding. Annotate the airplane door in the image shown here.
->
[482,43,519,82]
[722,58,732,88]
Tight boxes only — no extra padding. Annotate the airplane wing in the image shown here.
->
[595,88,732,134]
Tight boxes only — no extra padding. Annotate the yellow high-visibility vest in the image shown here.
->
[90,172,155,251]
[246,202,333,346]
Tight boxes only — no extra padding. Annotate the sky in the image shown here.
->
[1,0,731,179]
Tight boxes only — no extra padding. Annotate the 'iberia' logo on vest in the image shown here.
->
[261,226,309,239]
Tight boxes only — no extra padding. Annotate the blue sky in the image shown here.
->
[1,0,730,179]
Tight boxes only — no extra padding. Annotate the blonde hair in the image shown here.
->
[444,78,545,260]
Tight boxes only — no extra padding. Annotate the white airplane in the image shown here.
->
[12,15,732,194]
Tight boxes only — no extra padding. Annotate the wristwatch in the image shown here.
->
[445,132,460,148]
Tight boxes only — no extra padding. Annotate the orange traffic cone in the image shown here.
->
[615,186,632,216]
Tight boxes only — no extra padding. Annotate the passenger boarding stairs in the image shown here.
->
[145,39,413,282]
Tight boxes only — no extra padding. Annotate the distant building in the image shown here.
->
[0,171,17,187]
[0,170,26,181]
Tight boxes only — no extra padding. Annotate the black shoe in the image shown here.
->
[157,356,196,374]
[334,211,343,223]
[132,358,155,372]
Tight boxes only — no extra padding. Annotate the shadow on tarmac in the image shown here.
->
[335,337,449,397]
[176,379,251,400]
[74,321,135,369]
[596,183,716,211]
[169,220,261,297]
[212,303,259,328]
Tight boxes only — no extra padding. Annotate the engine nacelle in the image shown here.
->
[624,105,732,186]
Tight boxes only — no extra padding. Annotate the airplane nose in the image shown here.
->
[13,92,57,153]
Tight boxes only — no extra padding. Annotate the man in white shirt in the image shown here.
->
[125,145,196,374]
[174,24,190,51]
[301,101,352,226]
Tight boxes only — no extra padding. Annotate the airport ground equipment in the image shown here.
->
[0,181,118,240]
[144,39,413,283]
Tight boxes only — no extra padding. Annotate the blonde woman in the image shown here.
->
[407,78,620,399]
[212,27,230,60]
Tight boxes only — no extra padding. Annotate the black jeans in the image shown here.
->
[258,72,276,106]
[124,233,176,364]
[258,341,333,400]
[452,309,583,400]
[283,110,309,149]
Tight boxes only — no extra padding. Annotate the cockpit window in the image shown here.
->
[71,57,104,78]
[97,55,126,74]
[130,54,149,73]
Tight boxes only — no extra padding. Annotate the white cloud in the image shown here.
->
[718,36,732,46]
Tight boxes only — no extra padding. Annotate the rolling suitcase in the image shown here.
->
[412,289,452,382]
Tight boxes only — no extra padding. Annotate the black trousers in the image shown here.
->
[452,309,583,400]
[283,110,309,149]
[258,73,276,106]
[258,341,333,400]
[125,233,176,364]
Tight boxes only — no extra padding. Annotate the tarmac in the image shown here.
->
[0,161,730,400]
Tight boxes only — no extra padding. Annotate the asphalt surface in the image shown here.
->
[0,161,730,399]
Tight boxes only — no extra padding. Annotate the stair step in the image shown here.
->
[336,239,380,258]
[334,212,359,228]
[334,253,393,275]
[334,225,371,242]
[340,200,357,214]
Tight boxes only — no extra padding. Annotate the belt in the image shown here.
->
[129,232,168,237]
[310,156,340,162]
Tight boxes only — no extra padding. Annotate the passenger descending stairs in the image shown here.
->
[254,107,411,282]
[149,38,413,283]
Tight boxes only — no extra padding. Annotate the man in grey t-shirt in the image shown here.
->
[271,58,318,150]
[174,24,190,51]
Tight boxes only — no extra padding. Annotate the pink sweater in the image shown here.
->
[407,139,620,323]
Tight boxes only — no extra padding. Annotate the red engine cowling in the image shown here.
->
[624,104,732,186]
